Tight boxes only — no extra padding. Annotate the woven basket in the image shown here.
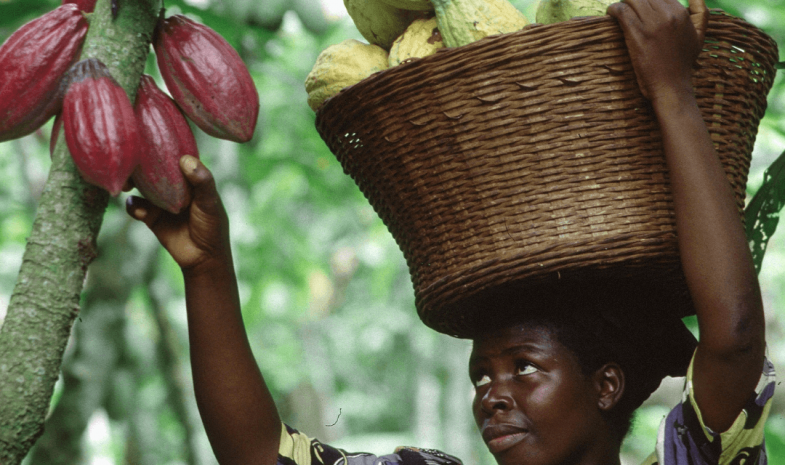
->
[315,10,778,338]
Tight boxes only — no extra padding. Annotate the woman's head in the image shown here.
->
[465,279,697,465]
[470,321,627,465]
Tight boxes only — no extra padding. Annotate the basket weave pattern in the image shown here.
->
[315,11,778,337]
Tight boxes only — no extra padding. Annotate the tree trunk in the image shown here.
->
[0,1,159,462]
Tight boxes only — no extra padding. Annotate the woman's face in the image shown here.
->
[470,324,612,465]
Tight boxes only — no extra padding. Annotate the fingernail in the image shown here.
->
[182,155,197,173]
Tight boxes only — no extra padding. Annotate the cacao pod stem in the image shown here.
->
[62,0,98,13]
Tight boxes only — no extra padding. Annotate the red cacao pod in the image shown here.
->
[62,58,141,196]
[132,75,199,214]
[0,4,88,142]
[154,15,259,143]
[62,0,97,13]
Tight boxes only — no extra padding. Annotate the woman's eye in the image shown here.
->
[474,374,491,387]
[516,364,537,376]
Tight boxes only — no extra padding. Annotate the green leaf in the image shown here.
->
[744,148,785,274]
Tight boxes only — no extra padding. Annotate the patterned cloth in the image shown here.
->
[641,353,776,465]
[277,423,462,465]
[278,353,775,465]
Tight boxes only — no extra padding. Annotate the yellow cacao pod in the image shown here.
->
[389,17,445,67]
[431,0,529,48]
[377,0,434,11]
[535,0,615,24]
[344,0,431,50]
[305,39,389,111]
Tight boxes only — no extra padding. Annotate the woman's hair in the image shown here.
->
[468,278,697,440]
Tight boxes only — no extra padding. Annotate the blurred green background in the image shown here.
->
[0,0,783,463]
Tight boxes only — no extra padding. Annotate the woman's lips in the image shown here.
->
[482,425,528,454]
[486,431,527,454]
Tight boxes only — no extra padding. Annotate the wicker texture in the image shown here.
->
[315,10,778,338]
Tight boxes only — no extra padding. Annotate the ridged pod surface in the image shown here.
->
[62,59,141,196]
[154,15,259,143]
[62,0,97,13]
[132,75,199,214]
[0,4,88,142]
[430,0,528,47]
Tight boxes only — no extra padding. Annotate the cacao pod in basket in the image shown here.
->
[154,15,259,143]
[63,59,141,196]
[0,4,88,142]
[132,75,199,214]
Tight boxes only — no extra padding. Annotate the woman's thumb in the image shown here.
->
[179,155,223,216]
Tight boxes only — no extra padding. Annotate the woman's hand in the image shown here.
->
[126,155,231,274]
[607,0,708,104]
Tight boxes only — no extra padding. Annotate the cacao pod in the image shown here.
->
[431,0,528,48]
[377,0,434,11]
[62,58,141,196]
[132,75,199,214]
[389,17,444,67]
[344,0,431,50]
[535,0,615,24]
[154,15,259,143]
[0,4,88,142]
[62,0,97,13]
[305,39,389,111]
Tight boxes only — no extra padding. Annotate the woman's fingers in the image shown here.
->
[687,0,708,46]
[617,0,654,20]
[607,2,643,34]
[607,1,650,98]
[126,195,167,233]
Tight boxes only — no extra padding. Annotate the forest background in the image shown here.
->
[0,0,783,463]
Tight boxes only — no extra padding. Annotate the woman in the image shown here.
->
[125,0,775,463]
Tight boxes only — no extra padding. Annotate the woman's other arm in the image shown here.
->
[608,0,765,433]
[127,155,280,465]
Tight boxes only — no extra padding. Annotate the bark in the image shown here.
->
[0,1,159,463]
[27,218,142,465]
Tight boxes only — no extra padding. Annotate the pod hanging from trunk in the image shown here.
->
[62,58,141,196]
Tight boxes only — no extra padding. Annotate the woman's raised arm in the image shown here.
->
[608,0,766,433]
[127,155,281,465]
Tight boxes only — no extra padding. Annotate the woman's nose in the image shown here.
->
[480,380,514,413]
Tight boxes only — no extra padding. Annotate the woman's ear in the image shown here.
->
[593,363,625,411]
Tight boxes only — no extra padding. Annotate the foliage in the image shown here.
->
[746,149,785,273]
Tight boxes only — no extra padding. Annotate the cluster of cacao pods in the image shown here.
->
[0,2,259,214]
[306,0,615,111]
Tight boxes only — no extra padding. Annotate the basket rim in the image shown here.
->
[315,9,777,119]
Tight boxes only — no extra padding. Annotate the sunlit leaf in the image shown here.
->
[745,148,785,273]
